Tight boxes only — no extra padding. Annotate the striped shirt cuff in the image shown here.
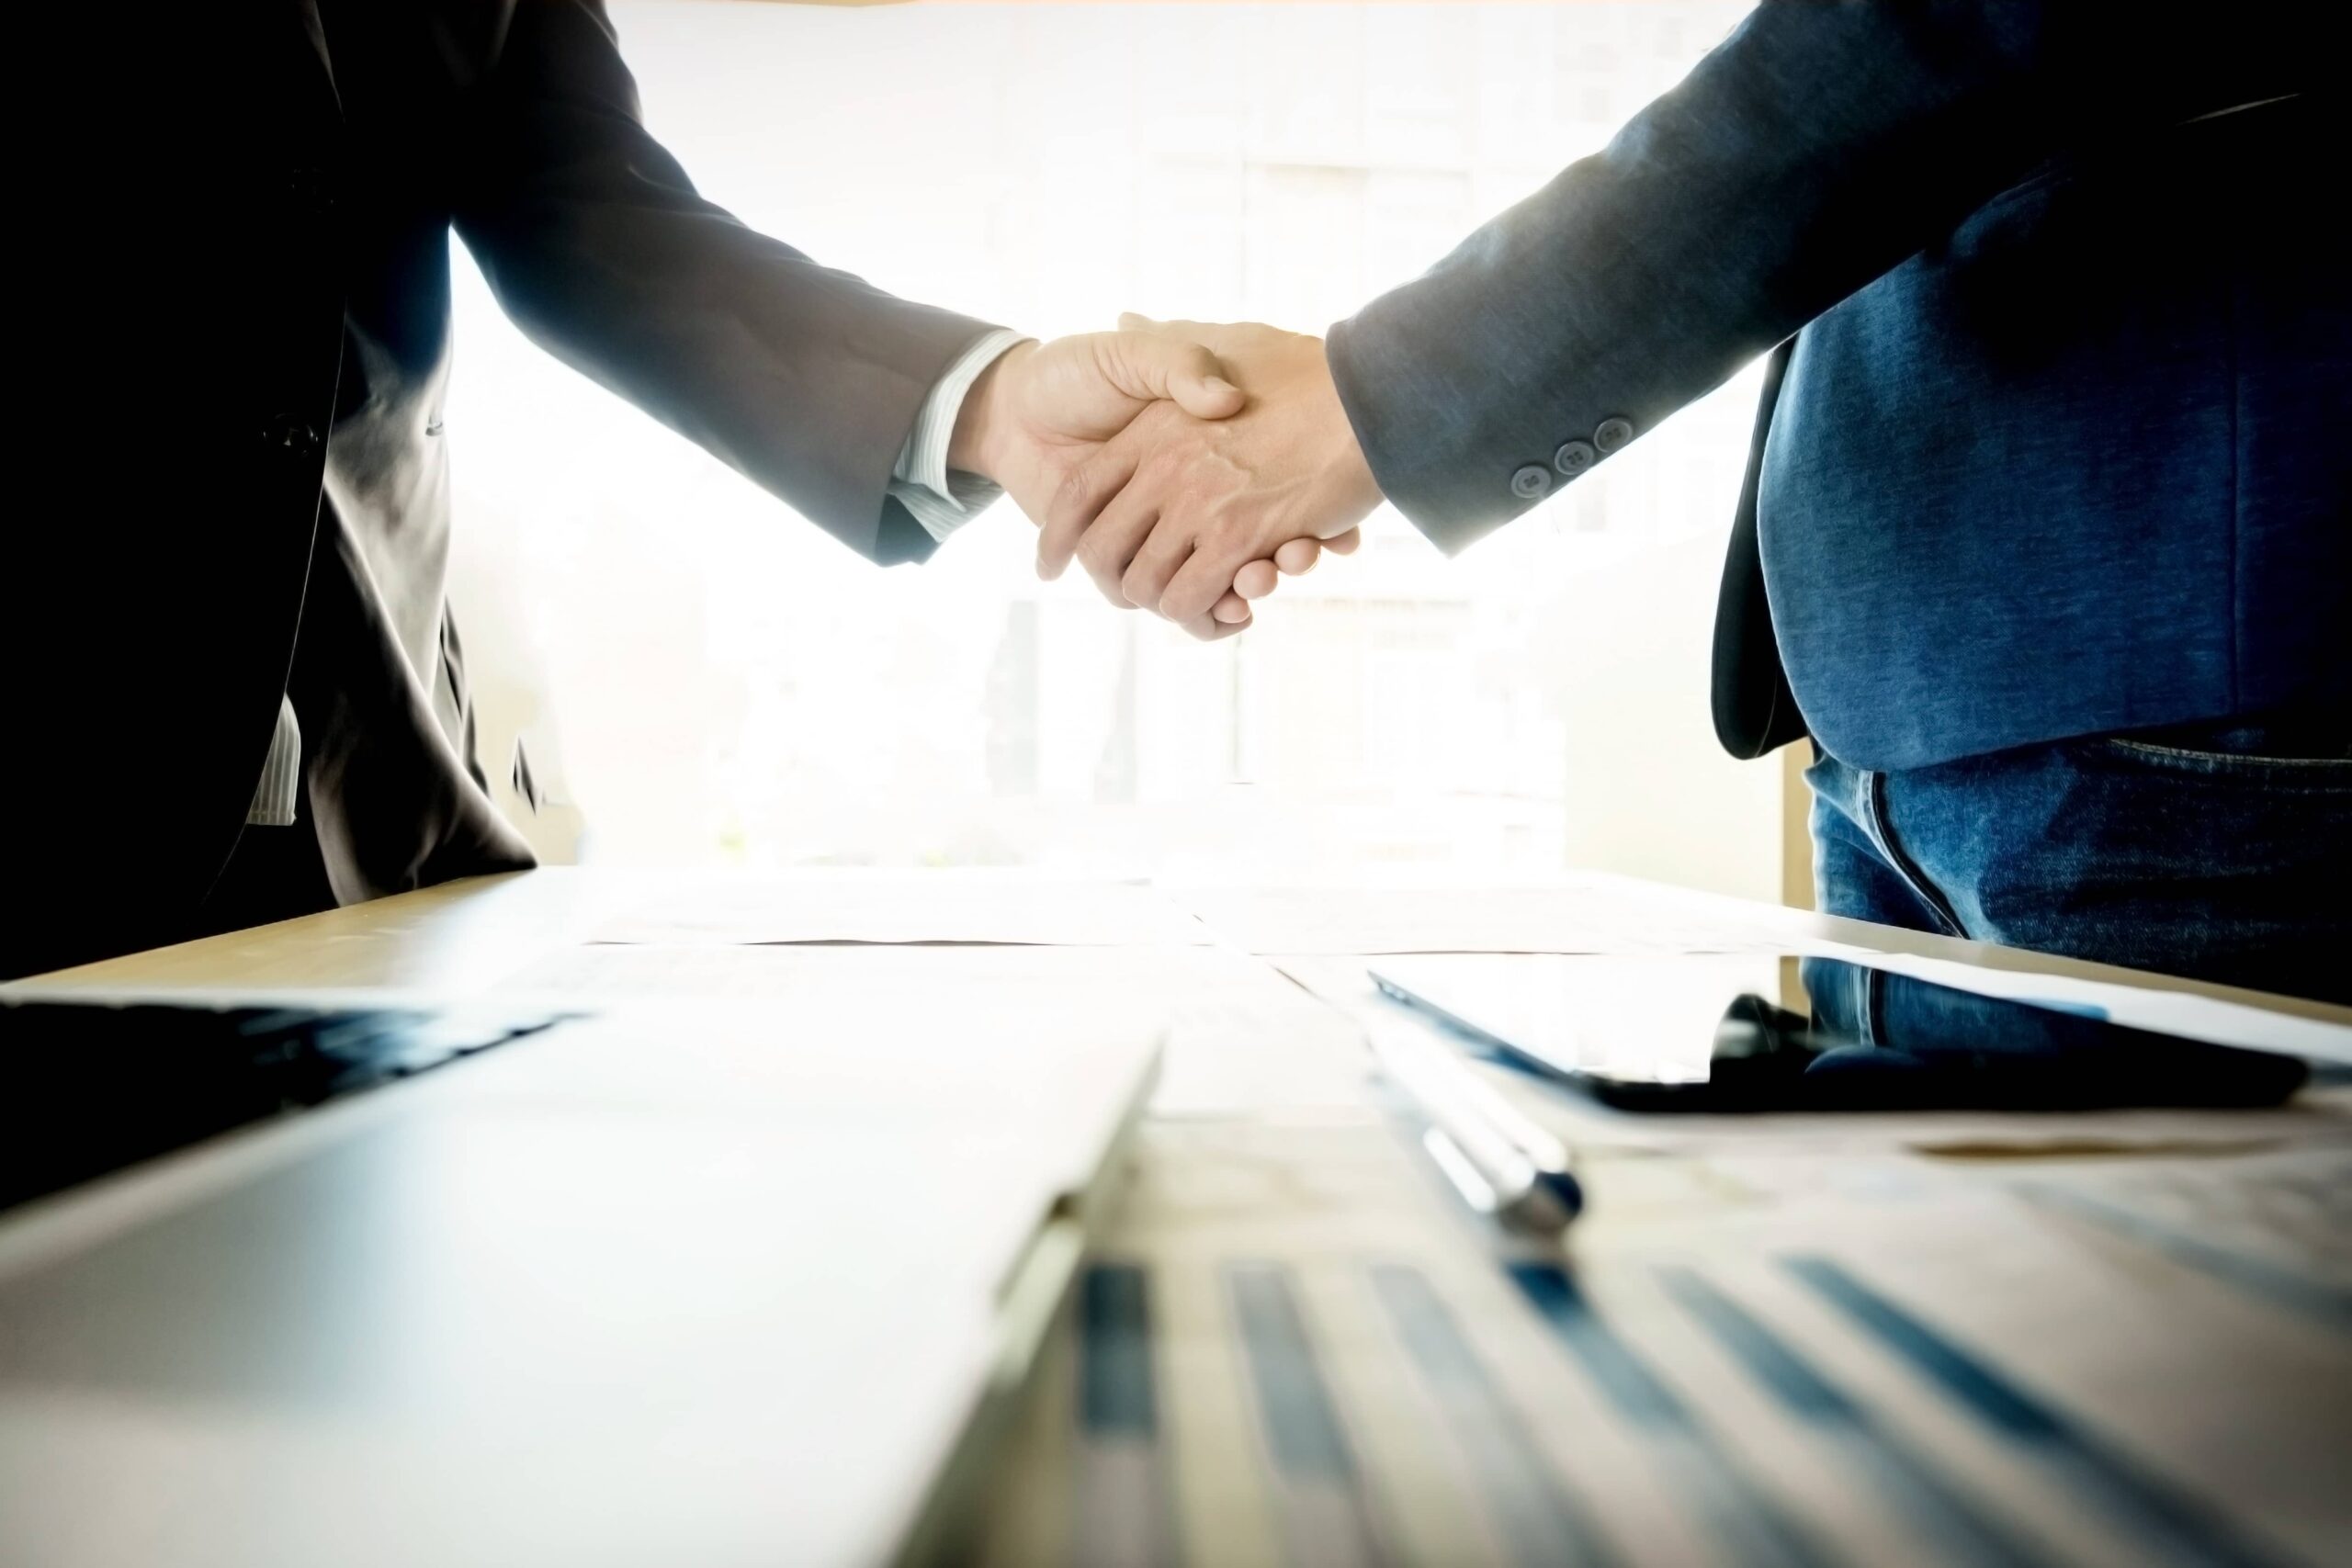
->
[889,328,1030,543]
[245,694,301,827]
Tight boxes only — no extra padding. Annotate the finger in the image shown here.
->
[1179,606,1249,642]
[1096,333,1242,421]
[1121,519,1198,615]
[1272,538,1320,576]
[1119,313,1250,364]
[1037,433,1144,580]
[1212,590,1253,624]
[1120,311,1220,340]
[1077,487,1164,608]
[1319,525,1363,557]
[1232,558,1281,600]
[1160,527,1260,624]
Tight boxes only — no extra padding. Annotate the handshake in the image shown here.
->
[947,316,1388,640]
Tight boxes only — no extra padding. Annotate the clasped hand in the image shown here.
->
[958,317,1380,637]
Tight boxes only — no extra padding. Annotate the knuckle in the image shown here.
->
[1049,466,1095,528]
[1206,514,1256,557]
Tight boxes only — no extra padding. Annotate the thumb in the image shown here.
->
[1122,311,1228,344]
[1102,332,1246,420]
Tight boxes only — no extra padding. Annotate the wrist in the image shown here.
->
[948,338,1035,481]
[1310,350,1384,525]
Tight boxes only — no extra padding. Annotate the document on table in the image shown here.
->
[965,1117,2352,1568]
[1163,877,1847,957]
[591,871,1216,948]
[497,941,1376,1117]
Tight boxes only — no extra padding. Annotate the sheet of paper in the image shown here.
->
[1164,876,1845,957]
[591,870,1216,948]
[498,941,1376,1117]
[963,1115,2352,1568]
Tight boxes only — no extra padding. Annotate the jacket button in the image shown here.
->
[287,165,337,215]
[262,414,322,457]
[1592,416,1635,454]
[1553,439,1597,477]
[1510,464,1554,501]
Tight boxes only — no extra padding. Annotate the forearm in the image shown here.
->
[452,0,1000,563]
[1326,1,2149,553]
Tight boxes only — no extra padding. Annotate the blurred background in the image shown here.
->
[447,1,1797,901]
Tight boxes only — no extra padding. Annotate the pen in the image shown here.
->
[1362,1013,1583,1236]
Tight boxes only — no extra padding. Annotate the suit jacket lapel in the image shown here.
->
[289,0,341,113]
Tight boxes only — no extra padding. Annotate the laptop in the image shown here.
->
[0,984,1161,1566]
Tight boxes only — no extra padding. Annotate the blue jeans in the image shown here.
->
[1807,719,2352,1004]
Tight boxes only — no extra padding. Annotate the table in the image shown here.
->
[18,869,2352,1567]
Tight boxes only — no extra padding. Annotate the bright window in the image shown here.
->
[446,1,1762,879]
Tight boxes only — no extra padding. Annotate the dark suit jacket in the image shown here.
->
[7,1,991,977]
[1327,2,2349,771]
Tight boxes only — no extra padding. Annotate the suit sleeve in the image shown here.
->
[450,0,999,565]
[1324,0,2308,554]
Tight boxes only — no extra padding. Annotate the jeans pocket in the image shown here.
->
[2099,736,2352,785]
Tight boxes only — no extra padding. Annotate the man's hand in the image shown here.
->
[1035,317,1381,630]
[950,330,1310,639]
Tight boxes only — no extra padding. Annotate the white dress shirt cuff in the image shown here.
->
[245,694,301,828]
[889,328,1030,543]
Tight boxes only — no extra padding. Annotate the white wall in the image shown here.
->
[1537,534,1790,905]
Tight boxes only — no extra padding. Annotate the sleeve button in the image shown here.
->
[287,165,337,215]
[1553,439,1597,476]
[1510,464,1554,501]
[1592,416,1635,454]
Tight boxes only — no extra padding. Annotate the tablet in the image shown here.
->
[1367,953,2310,1112]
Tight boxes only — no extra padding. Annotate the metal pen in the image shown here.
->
[1363,1013,1583,1235]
